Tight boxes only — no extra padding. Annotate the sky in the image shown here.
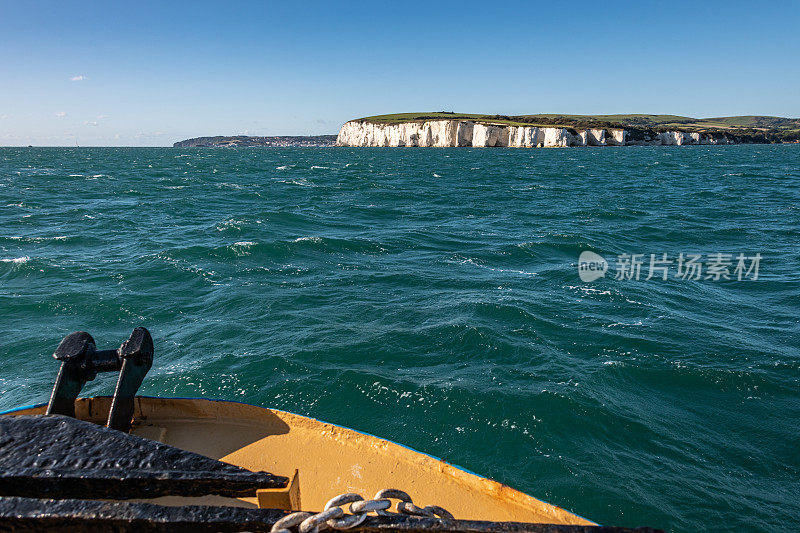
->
[1,1,798,146]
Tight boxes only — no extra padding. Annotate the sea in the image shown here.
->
[1,145,798,532]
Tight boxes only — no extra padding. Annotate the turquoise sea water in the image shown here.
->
[1,146,798,531]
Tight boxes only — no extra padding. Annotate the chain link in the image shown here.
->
[270,489,454,533]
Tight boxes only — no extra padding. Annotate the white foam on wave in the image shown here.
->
[216,219,245,231]
[487,265,536,276]
[310,165,329,170]
[154,252,220,285]
[433,173,441,178]
[231,241,256,256]
[567,285,612,296]
[1,256,29,264]
[6,235,67,242]
[293,236,322,243]
[606,320,646,328]
[276,165,289,170]
[274,177,313,187]
[454,257,536,276]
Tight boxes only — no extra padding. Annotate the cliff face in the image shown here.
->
[336,120,734,147]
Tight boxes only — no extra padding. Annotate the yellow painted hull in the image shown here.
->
[8,397,593,526]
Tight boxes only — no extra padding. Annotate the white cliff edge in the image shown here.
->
[336,120,733,147]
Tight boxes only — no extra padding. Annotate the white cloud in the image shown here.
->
[0,114,8,120]
[84,121,98,127]
[70,75,86,81]
[55,111,67,118]
[135,131,166,139]
[96,114,109,119]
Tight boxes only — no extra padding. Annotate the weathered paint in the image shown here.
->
[6,397,594,526]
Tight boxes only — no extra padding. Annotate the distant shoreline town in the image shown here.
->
[173,135,337,148]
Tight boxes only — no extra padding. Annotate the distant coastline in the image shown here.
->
[173,135,337,148]
[173,114,800,149]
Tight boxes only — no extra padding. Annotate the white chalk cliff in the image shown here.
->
[336,120,733,147]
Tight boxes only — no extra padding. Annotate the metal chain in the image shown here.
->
[270,489,454,533]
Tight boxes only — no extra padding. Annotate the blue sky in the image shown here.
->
[1,1,798,146]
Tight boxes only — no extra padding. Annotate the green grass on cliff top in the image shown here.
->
[356,112,800,133]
